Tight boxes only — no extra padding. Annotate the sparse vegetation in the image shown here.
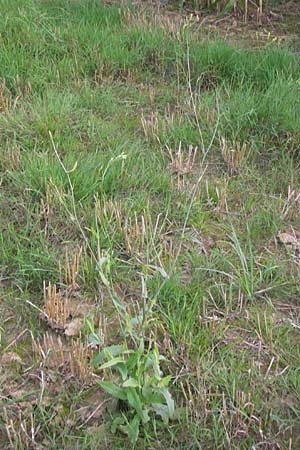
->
[1,0,300,448]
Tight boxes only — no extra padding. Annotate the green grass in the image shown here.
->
[1,0,300,448]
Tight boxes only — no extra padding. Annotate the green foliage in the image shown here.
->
[93,339,174,445]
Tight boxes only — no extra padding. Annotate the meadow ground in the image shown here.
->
[1,1,300,448]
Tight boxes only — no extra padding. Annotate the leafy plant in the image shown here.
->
[92,338,174,445]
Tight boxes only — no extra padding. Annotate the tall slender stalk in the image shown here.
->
[244,0,248,24]
[233,0,237,16]
[258,0,263,26]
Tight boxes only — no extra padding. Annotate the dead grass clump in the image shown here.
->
[221,137,248,177]
[0,81,12,113]
[141,111,160,143]
[60,246,82,289]
[3,408,37,450]
[166,142,198,175]
[33,332,67,368]
[42,282,69,330]
[34,331,93,383]
[280,185,300,220]
[0,144,21,172]
[69,339,93,383]
[165,142,199,192]
[215,178,229,213]
[40,183,55,222]
[41,280,90,338]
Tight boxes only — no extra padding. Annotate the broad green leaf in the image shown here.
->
[145,354,154,370]
[112,295,126,312]
[151,403,170,423]
[138,338,144,354]
[123,377,140,388]
[98,380,127,401]
[158,375,172,387]
[88,333,103,346]
[144,374,158,388]
[127,352,139,371]
[149,347,162,378]
[161,388,174,418]
[119,415,140,444]
[92,344,125,366]
[111,415,125,434]
[142,387,163,404]
[100,357,125,369]
[141,407,150,424]
[116,362,128,381]
[126,388,144,418]
[92,352,104,366]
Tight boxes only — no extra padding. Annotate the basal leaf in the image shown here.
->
[116,362,128,381]
[126,388,144,419]
[119,415,140,444]
[92,344,125,366]
[161,388,174,418]
[123,377,140,388]
[111,415,125,434]
[151,403,170,423]
[100,357,125,369]
[98,380,127,401]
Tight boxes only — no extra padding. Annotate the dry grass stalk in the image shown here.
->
[0,144,21,171]
[40,183,55,223]
[96,197,122,230]
[123,211,147,255]
[34,332,92,382]
[179,378,205,421]
[123,210,171,263]
[97,198,147,254]
[258,0,263,25]
[141,111,160,143]
[93,313,108,349]
[43,281,69,329]
[244,0,248,23]
[69,339,92,382]
[215,178,229,213]
[34,332,66,367]
[0,81,12,112]
[94,65,104,84]
[280,185,300,220]
[14,76,32,97]
[164,104,177,128]
[162,236,174,262]
[60,246,82,288]
[221,137,247,177]
[166,142,198,176]
[4,408,36,450]
[207,109,215,126]
[233,0,237,15]
[180,374,256,440]
[96,197,172,264]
